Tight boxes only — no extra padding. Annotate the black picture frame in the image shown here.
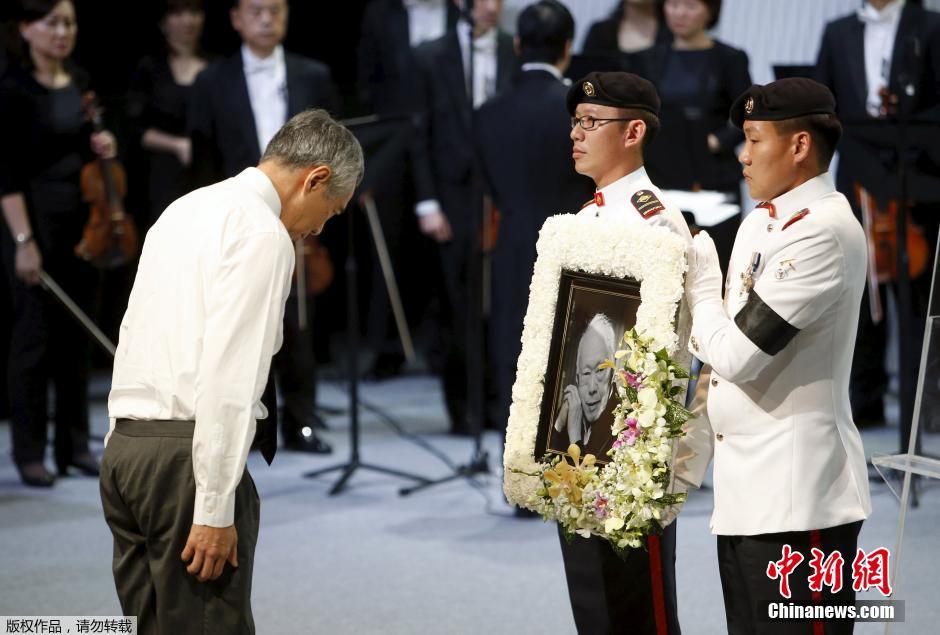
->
[535,270,642,465]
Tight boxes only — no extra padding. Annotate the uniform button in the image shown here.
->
[716,433,724,441]
[767,224,774,232]
[710,378,719,387]
[690,336,699,352]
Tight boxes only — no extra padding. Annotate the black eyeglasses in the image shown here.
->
[570,115,633,131]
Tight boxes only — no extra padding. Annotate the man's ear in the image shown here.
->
[304,165,332,193]
[792,131,813,166]
[513,36,521,57]
[623,120,646,149]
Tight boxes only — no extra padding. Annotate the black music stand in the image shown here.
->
[303,115,432,495]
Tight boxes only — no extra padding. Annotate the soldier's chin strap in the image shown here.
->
[39,269,116,357]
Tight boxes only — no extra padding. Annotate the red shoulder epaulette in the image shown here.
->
[781,208,810,231]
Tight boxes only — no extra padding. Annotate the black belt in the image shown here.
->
[115,418,195,438]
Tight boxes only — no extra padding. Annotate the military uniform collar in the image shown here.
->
[763,172,835,220]
[594,166,650,207]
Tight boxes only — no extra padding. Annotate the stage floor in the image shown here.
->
[1,373,938,634]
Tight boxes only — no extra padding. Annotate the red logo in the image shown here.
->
[852,548,892,597]
[766,546,893,598]
[766,544,805,599]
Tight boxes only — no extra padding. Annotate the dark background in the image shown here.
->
[1,0,373,116]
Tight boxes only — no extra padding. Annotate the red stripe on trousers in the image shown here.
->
[810,529,824,635]
[648,535,668,635]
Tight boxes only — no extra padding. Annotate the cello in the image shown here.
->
[75,92,139,268]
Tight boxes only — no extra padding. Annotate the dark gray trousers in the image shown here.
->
[100,419,260,635]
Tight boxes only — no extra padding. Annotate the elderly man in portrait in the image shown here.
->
[552,313,618,459]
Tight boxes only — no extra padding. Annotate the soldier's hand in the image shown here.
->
[419,210,452,243]
[686,231,723,311]
[181,523,238,582]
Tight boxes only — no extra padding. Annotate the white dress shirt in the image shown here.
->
[520,62,565,82]
[858,0,906,116]
[576,166,692,243]
[404,0,447,48]
[242,44,289,155]
[457,20,499,109]
[108,168,294,527]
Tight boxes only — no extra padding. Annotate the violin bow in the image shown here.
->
[38,269,116,357]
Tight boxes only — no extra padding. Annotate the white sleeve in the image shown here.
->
[192,231,293,527]
[690,222,844,383]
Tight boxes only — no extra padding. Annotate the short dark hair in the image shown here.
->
[702,0,722,30]
[15,0,63,22]
[772,114,842,170]
[163,0,204,18]
[517,0,574,65]
[620,108,660,149]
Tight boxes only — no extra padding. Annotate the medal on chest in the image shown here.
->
[740,251,761,295]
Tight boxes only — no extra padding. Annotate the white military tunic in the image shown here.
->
[689,172,872,536]
[577,165,707,503]
[576,166,692,243]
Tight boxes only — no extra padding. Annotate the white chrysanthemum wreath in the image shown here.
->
[503,214,692,553]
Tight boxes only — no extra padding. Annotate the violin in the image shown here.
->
[75,92,139,268]
[856,86,930,322]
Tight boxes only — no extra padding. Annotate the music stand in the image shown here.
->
[303,115,432,495]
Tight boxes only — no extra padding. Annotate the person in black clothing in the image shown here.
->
[0,0,117,486]
[125,0,208,234]
[188,0,338,454]
[637,0,750,273]
[412,0,518,434]
[356,0,458,380]
[816,0,940,428]
[475,0,593,438]
[582,0,668,61]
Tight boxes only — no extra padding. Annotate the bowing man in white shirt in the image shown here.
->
[101,110,363,635]
[189,0,340,455]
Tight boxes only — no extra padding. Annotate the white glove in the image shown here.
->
[685,231,723,313]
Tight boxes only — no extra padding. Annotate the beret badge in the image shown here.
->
[744,96,754,115]
[583,81,596,97]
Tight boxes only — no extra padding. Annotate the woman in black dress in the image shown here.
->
[638,0,751,271]
[0,0,118,486]
[126,0,207,231]
[582,0,669,61]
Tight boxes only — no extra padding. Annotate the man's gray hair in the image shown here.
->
[581,313,617,359]
[261,109,365,197]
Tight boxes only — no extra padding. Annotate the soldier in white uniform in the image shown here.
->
[685,78,872,634]
[562,71,692,635]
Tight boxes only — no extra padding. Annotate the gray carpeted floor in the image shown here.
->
[1,374,937,634]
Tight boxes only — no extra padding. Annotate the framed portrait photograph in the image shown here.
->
[503,214,690,510]
[535,271,642,465]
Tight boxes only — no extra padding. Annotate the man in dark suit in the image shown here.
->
[357,0,458,380]
[815,0,940,430]
[475,0,593,437]
[188,0,338,454]
[412,0,518,433]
